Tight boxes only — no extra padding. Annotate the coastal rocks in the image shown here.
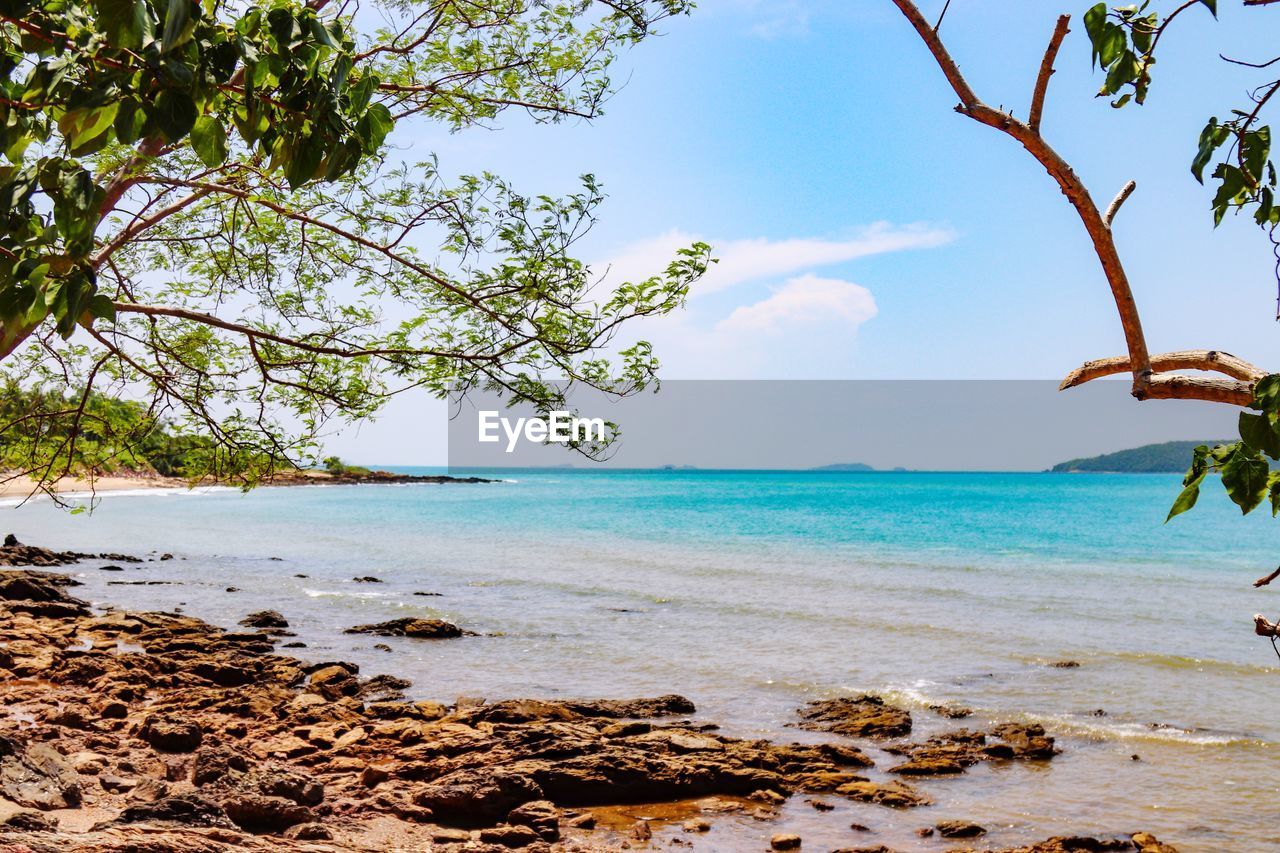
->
[344,617,471,639]
[796,696,912,738]
[0,735,82,809]
[771,833,802,850]
[222,793,313,832]
[833,780,930,808]
[140,716,204,753]
[991,836,1178,853]
[507,800,560,841]
[935,819,987,838]
[888,724,1059,776]
[414,768,545,825]
[0,537,141,567]
[239,611,289,630]
[114,794,234,828]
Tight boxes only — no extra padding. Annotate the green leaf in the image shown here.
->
[1191,118,1225,184]
[1269,471,1280,516]
[96,0,153,50]
[1200,0,1217,16]
[1253,374,1280,412]
[1083,3,1108,65]
[161,0,194,53]
[87,293,116,323]
[190,116,227,167]
[1167,474,1204,521]
[152,89,197,141]
[1221,452,1269,514]
[1240,411,1280,459]
[356,103,393,153]
[58,103,119,150]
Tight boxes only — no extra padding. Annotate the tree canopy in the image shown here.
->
[0,0,711,492]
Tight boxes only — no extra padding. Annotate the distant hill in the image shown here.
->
[1050,441,1229,473]
[813,462,875,472]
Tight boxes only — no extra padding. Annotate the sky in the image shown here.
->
[326,0,1280,465]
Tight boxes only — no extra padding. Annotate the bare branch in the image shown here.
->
[1060,350,1266,389]
[1029,15,1070,134]
[891,1,1155,392]
[1104,180,1137,228]
[1255,614,1279,638]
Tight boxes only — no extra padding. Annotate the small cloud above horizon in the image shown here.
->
[595,221,953,297]
[717,274,877,334]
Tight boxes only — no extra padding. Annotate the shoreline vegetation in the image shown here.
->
[0,463,494,500]
[0,536,1180,852]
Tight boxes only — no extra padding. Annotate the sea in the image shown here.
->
[5,469,1278,851]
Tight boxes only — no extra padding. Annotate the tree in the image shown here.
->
[891,0,1280,649]
[0,0,712,494]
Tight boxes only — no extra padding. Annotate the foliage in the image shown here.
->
[1082,2,1280,257]
[321,455,369,476]
[1167,376,1280,521]
[0,379,217,479]
[0,0,711,497]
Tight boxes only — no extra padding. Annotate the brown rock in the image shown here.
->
[834,780,931,808]
[936,819,987,838]
[771,833,802,850]
[345,617,469,638]
[222,793,313,833]
[115,794,232,827]
[480,823,543,847]
[140,717,203,753]
[508,799,560,841]
[284,822,333,840]
[239,610,289,630]
[0,735,82,810]
[796,696,912,738]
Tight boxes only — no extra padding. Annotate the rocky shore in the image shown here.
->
[0,538,1180,852]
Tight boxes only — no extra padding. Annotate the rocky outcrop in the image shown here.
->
[344,617,472,638]
[0,554,1180,852]
[796,695,912,738]
[887,724,1060,776]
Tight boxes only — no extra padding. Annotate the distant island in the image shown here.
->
[812,462,876,472]
[1049,440,1227,473]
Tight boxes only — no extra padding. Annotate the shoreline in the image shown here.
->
[0,469,496,501]
[0,537,1181,852]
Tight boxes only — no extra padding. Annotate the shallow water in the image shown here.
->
[5,470,1280,850]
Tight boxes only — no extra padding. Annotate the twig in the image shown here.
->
[1104,180,1137,228]
[1029,15,1070,134]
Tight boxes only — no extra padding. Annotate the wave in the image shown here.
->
[880,682,1270,748]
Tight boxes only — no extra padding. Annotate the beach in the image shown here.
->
[0,470,1275,850]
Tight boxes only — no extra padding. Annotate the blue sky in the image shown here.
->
[329,0,1280,463]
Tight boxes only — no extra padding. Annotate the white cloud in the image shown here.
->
[717,274,878,335]
[597,222,952,298]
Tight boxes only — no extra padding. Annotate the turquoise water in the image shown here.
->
[5,470,1279,850]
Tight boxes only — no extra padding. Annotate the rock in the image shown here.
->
[567,812,596,829]
[1131,832,1179,853]
[359,673,412,701]
[140,717,203,753]
[508,799,560,841]
[632,819,652,840]
[929,703,973,719]
[936,820,987,838]
[99,774,138,793]
[889,724,1059,776]
[247,768,325,806]
[834,780,931,808]
[683,817,711,832]
[796,696,912,738]
[434,827,474,842]
[361,763,391,788]
[97,700,129,720]
[344,617,469,639]
[115,794,233,827]
[479,823,543,847]
[564,694,697,718]
[2,807,58,830]
[414,768,544,826]
[771,833,802,850]
[1049,660,1081,668]
[308,665,360,700]
[0,735,82,810]
[284,822,333,840]
[99,565,125,571]
[239,610,289,630]
[989,723,1060,760]
[353,576,383,583]
[222,793,313,832]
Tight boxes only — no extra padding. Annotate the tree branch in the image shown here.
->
[891,1,1155,393]
[1029,15,1070,134]
[1254,566,1280,588]
[1060,350,1265,389]
[1104,180,1137,228]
